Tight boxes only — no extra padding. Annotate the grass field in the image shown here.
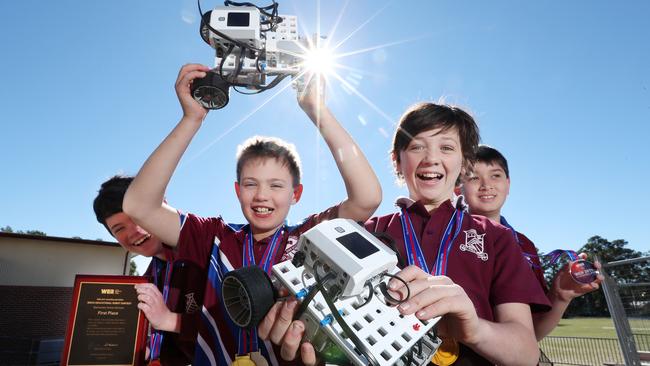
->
[541,317,650,365]
[549,317,650,338]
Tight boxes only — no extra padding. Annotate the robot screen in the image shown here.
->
[227,12,250,27]
[336,231,380,259]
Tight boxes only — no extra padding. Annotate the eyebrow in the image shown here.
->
[418,134,459,144]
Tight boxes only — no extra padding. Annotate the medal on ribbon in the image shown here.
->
[546,249,598,284]
[149,257,173,364]
[231,354,256,366]
[569,258,598,284]
[401,207,464,365]
[232,226,284,365]
[430,337,459,366]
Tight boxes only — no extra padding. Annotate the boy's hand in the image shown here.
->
[296,73,326,119]
[551,253,604,303]
[258,298,318,365]
[388,265,481,346]
[175,64,211,122]
[135,283,180,332]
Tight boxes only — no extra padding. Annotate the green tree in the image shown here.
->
[129,260,139,276]
[1,226,46,236]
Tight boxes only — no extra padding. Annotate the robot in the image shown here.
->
[191,0,311,109]
[221,219,443,366]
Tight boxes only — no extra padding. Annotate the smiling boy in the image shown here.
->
[461,145,602,340]
[363,103,551,365]
[123,64,381,365]
[93,175,204,365]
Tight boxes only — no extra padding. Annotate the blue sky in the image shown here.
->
[1,1,648,272]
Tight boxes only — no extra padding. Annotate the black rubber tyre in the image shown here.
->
[191,71,230,110]
[222,266,276,329]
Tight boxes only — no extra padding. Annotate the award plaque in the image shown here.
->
[61,275,149,366]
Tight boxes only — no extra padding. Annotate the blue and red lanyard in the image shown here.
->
[149,257,173,361]
[500,216,578,267]
[400,207,464,275]
[237,226,284,355]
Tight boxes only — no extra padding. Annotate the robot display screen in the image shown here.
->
[336,232,379,259]
[227,12,250,27]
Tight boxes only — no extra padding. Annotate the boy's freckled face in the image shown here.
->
[235,158,302,239]
[105,212,164,257]
[396,127,463,210]
[462,162,510,217]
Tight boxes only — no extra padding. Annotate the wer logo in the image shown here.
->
[100,288,122,295]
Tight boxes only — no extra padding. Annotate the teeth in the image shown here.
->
[133,234,151,246]
[480,195,495,199]
[253,207,273,214]
[417,172,443,180]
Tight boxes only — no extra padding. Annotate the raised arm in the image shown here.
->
[296,75,382,222]
[123,64,210,246]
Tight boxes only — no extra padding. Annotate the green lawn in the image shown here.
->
[549,317,650,338]
[541,317,650,365]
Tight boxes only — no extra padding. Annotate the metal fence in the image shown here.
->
[540,334,650,366]
[540,336,624,366]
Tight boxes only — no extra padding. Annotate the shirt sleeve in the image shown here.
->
[176,212,228,268]
[489,224,552,312]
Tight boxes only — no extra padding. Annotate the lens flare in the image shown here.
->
[302,46,335,75]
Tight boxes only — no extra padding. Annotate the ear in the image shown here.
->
[234,181,241,199]
[505,177,511,196]
[292,184,304,205]
[391,151,402,177]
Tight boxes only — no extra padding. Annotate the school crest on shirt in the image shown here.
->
[185,292,199,314]
[280,235,299,261]
[460,229,488,261]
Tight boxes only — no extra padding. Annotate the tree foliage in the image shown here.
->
[1,225,46,236]
[129,260,139,276]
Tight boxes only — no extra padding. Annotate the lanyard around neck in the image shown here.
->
[149,257,173,361]
[400,206,464,276]
[238,225,284,355]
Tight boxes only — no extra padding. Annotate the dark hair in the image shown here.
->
[392,102,480,177]
[93,175,134,232]
[236,136,302,187]
[474,145,510,178]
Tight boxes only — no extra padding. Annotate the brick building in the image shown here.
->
[0,232,130,365]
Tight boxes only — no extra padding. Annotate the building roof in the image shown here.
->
[0,231,120,248]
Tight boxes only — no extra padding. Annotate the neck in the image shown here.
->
[471,208,501,223]
[153,249,166,261]
[252,225,282,241]
[422,199,448,213]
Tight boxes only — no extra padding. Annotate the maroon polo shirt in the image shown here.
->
[366,199,551,365]
[144,245,205,365]
[175,205,339,366]
[516,231,549,293]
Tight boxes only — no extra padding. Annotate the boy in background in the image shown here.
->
[94,175,204,365]
[461,145,602,339]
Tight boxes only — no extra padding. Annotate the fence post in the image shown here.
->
[600,256,641,366]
